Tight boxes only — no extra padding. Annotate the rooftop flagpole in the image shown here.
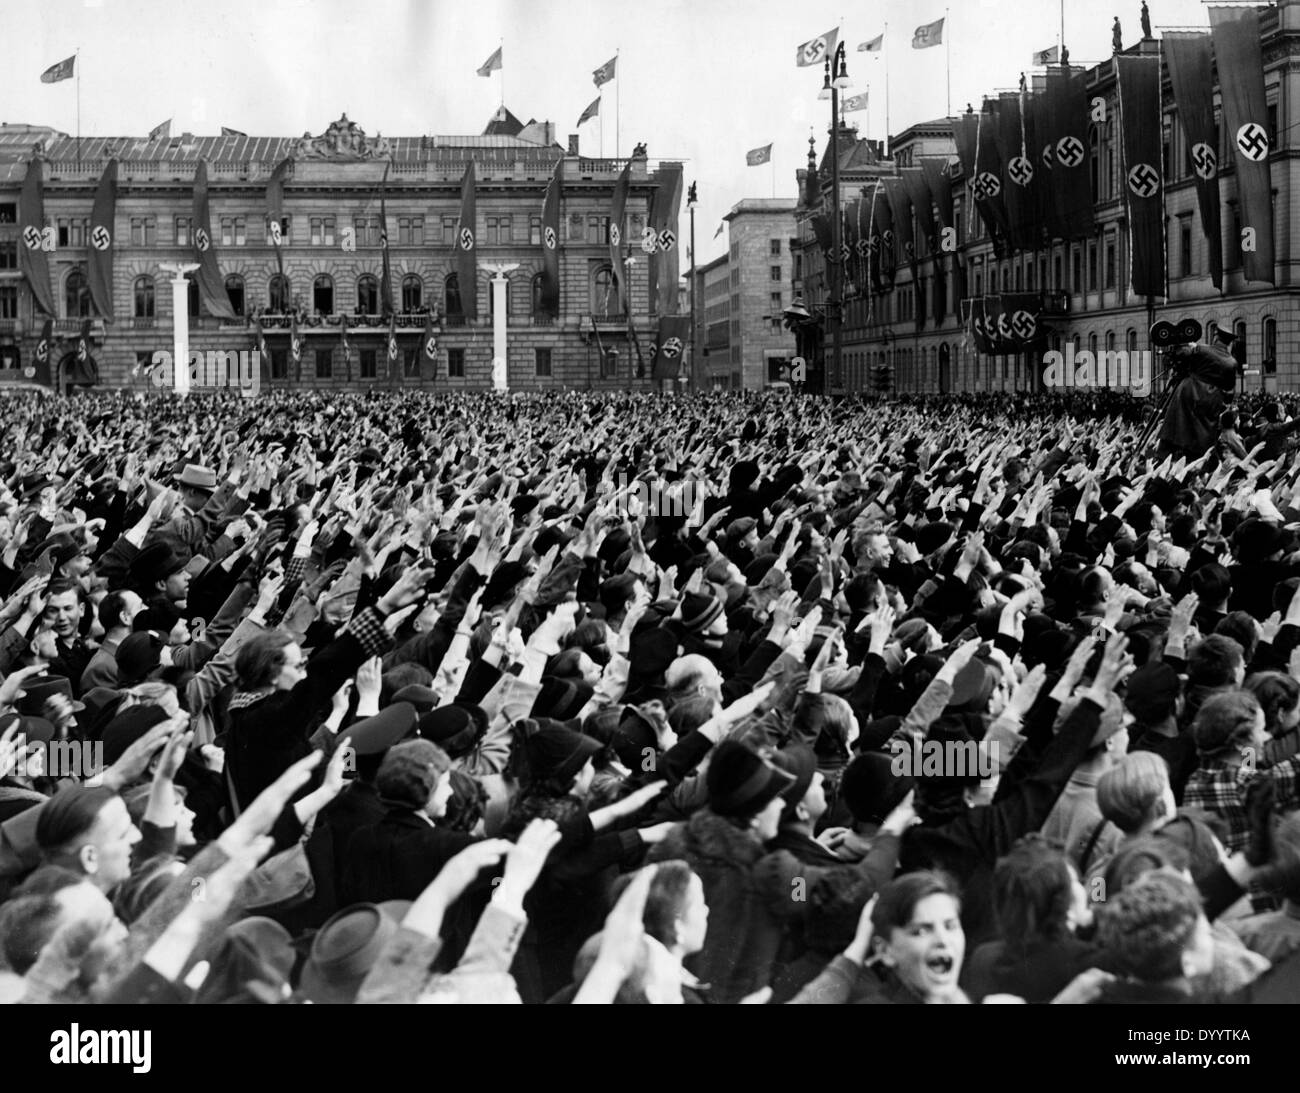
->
[76,47,81,169]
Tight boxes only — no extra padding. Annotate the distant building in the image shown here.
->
[0,111,684,390]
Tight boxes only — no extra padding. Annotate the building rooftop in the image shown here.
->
[724,198,797,219]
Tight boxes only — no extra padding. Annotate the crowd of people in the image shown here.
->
[1,383,1300,1004]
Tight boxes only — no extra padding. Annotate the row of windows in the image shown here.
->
[59,266,625,319]
[185,345,558,381]
[33,213,646,249]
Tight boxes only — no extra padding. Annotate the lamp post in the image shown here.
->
[687,181,698,392]
[818,43,851,395]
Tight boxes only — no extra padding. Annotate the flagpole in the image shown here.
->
[615,48,621,162]
[945,10,951,117]
[76,47,81,170]
[499,38,504,107]
[884,24,891,156]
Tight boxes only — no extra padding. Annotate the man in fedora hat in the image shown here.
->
[165,463,244,561]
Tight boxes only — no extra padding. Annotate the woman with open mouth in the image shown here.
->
[790,871,969,1003]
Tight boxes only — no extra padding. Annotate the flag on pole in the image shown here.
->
[713,223,724,239]
[456,162,477,318]
[40,56,75,83]
[593,56,617,86]
[539,157,563,316]
[221,126,247,137]
[912,18,944,48]
[386,314,398,378]
[745,144,772,166]
[339,314,351,382]
[148,119,172,141]
[477,46,503,76]
[18,159,55,317]
[859,35,884,52]
[379,163,393,317]
[1032,46,1059,65]
[577,97,601,126]
[842,92,869,113]
[796,27,839,67]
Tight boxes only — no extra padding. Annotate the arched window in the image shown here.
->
[313,274,333,316]
[65,268,91,318]
[1088,332,1098,359]
[133,275,155,319]
[1263,317,1277,373]
[356,275,378,315]
[532,273,549,316]
[269,274,291,313]
[1127,328,1138,354]
[186,274,200,319]
[591,265,619,315]
[444,273,463,318]
[225,274,245,317]
[1106,331,1116,352]
[1233,319,1247,366]
[401,274,422,313]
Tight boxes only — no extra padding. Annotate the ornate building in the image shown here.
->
[0,113,684,390]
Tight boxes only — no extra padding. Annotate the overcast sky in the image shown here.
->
[9,0,1215,265]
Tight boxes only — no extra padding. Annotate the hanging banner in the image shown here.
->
[1164,33,1223,290]
[647,162,683,315]
[1115,56,1165,298]
[88,160,117,320]
[539,157,563,315]
[901,167,935,254]
[608,160,632,311]
[192,162,238,320]
[1047,68,1095,240]
[992,93,1037,251]
[976,100,1013,251]
[18,159,56,317]
[1208,6,1274,284]
[266,157,291,282]
[456,162,478,317]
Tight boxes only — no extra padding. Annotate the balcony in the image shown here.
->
[0,320,17,338]
[1040,291,1070,316]
[132,317,156,330]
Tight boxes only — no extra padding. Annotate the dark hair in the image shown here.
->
[993,835,1075,953]
[44,578,83,603]
[1101,838,1188,896]
[376,739,451,810]
[1214,612,1258,664]
[1096,870,1202,982]
[1078,567,1110,609]
[35,786,119,860]
[379,662,435,707]
[1186,634,1243,689]
[112,854,182,924]
[234,630,296,691]
[1189,563,1231,607]
[1169,512,1197,549]
[1245,671,1300,738]
[97,592,133,633]
[870,870,962,943]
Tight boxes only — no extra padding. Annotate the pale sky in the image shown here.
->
[8,0,1215,264]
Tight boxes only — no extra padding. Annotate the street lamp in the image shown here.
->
[817,43,850,394]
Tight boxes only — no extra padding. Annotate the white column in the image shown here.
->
[492,274,508,391]
[160,262,200,398]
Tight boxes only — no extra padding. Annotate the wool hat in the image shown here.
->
[680,591,724,635]
[520,720,602,784]
[729,461,761,492]
[416,704,474,745]
[132,602,181,635]
[338,702,417,756]
[299,902,408,1004]
[100,704,171,766]
[840,752,914,824]
[115,631,165,687]
[706,740,795,819]
[627,627,679,682]
[725,517,758,544]
[1123,661,1182,724]
[914,521,956,557]
[946,657,997,711]
[611,705,659,770]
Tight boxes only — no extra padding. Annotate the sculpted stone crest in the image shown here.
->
[292,114,391,160]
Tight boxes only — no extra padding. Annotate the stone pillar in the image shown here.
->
[492,272,509,391]
[160,263,200,397]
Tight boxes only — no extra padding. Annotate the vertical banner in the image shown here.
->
[70,319,100,386]
[976,101,1013,251]
[651,316,691,379]
[1115,56,1165,297]
[379,164,393,317]
[254,316,270,385]
[88,160,117,320]
[881,178,915,287]
[1164,34,1223,290]
[608,160,631,311]
[901,167,936,254]
[456,162,478,318]
[993,93,1037,251]
[648,162,683,315]
[1025,87,1063,241]
[1208,6,1274,284]
[386,313,398,379]
[290,310,302,381]
[18,159,56,316]
[30,318,54,387]
[1048,69,1095,240]
[192,162,238,320]
[539,157,562,315]
[339,314,351,382]
[266,157,291,282]
[421,310,437,381]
